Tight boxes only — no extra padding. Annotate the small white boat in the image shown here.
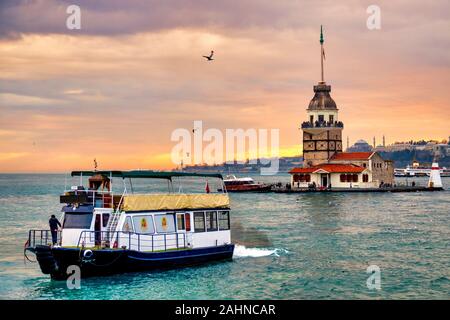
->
[222,175,272,192]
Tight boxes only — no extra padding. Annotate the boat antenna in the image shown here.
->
[94,158,98,172]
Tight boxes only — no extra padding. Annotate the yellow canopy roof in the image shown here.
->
[122,194,230,212]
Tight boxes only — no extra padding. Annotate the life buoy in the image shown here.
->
[83,249,93,260]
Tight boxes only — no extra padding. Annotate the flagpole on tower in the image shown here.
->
[320,25,324,83]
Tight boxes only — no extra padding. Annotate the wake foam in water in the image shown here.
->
[233,245,288,258]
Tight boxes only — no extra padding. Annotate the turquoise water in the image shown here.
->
[0,174,449,299]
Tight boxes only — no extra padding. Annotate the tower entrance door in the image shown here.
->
[321,174,328,188]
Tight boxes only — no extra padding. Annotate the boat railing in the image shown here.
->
[62,188,116,209]
[26,229,62,248]
[77,231,187,252]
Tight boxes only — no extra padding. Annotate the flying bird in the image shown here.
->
[202,50,214,61]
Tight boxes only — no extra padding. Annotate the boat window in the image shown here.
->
[132,215,155,234]
[177,214,185,231]
[218,211,230,230]
[206,211,218,232]
[63,213,93,229]
[194,212,206,232]
[154,214,176,233]
[123,216,133,232]
[102,213,110,228]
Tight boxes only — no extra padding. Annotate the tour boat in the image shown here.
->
[221,175,272,192]
[394,165,450,177]
[25,171,234,279]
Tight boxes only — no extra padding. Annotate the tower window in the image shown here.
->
[310,115,314,123]
[294,174,311,182]
[329,115,334,123]
[318,115,324,122]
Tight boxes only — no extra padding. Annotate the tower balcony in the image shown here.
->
[301,121,344,129]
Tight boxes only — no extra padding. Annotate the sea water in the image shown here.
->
[0,174,448,299]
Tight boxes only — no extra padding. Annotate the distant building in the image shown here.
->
[347,139,373,152]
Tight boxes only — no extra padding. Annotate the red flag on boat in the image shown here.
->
[205,181,210,193]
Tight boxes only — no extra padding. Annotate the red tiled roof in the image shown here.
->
[330,152,373,161]
[289,163,366,174]
[289,167,316,173]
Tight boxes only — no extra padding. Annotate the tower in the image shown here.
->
[301,26,343,167]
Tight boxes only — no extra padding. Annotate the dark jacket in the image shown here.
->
[49,217,61,231]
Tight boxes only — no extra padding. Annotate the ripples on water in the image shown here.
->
[0,174,448,299]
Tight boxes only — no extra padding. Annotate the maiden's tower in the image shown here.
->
[290,26,394,189]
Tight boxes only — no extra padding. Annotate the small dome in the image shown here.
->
[307,82,337,110]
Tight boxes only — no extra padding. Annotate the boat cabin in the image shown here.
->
[223,175,255,186]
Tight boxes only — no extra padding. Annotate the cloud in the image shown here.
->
[63,89,84,95]
[0,93,67,106]
[1,1,449,37]
[0,1,449,172]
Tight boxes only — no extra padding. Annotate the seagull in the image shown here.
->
[202,50,214,61]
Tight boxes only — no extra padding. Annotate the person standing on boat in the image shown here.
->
[49,215,61,245]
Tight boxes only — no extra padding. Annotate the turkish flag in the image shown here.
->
[205,181,210,193]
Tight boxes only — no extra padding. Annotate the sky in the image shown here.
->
[0,0,449,172]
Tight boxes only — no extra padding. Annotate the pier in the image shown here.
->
[271,186,444,193]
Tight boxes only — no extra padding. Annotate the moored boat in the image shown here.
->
[25,170,234,279]
[221,175,272,192]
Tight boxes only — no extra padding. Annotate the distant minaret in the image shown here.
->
[373,137,376,148]
[383,135,386,147]
[347,136,350,150]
